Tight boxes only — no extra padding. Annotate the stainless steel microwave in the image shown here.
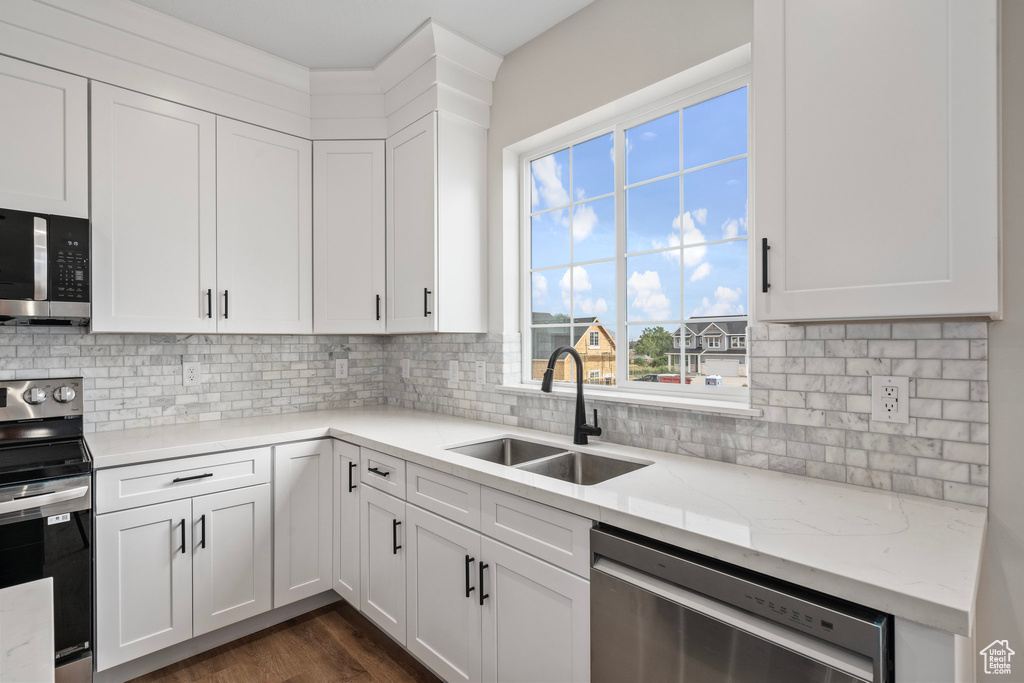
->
[0,208,90,325]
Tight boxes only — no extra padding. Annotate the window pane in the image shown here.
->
[626,252,680,322]
[682,87,747,170]
[626,176,680,254]
[531,208,569,269]
[626,111,679,185]
[571,261,615,334]
[682,158,748,243]
[531,148,570,212]
[578,322,616,386]
[531,326,572,382]
[627,325,680,383]
[682,240,748,320]
[685,319,748,389]
[572,196,615,262]
[572,133,613,200]
[531,267,569,324]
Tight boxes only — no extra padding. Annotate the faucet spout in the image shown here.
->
[540,345,602,445]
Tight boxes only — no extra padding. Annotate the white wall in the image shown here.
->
[975,2,1024,680]
[485,0,754,332]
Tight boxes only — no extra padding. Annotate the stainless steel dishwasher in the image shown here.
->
[591,526,892,683]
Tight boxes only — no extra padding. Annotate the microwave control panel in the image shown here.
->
[48,216,90,303]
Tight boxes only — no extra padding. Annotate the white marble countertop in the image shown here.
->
[85,406,987,637]
[0,578,54,683]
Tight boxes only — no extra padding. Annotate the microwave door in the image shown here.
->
[0,209,46,301]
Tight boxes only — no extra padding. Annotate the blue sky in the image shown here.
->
[530,87,748,338]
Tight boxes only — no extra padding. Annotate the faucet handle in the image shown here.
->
[590,408,602,437]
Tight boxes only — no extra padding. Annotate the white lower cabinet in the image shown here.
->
[333,441,361,605]
[360,483,407,644]
[273,440,334,607]
[480,536,590,683]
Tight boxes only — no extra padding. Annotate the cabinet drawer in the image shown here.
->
[95,447,271,513]
[481,487,591,577]
[362,448,406,498]
[406,463,481,529]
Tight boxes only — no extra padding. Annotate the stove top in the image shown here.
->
[0,378,89,485]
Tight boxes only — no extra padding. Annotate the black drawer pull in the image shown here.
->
[376,294,381,321]
[206,288,212,319]
[761,238,771,293]
[479,562,489,605]
[465,555,475,598]
[424,288,432,317]
[179,518,186,554]
[392,519,402,554]
[348,461,357,492]
[368,466,390,477]
[200,514,206,549]
[172,472,214,483]
[224,290,229,318]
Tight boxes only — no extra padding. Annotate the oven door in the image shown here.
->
[0,475,92,673]
[0,208,48,314]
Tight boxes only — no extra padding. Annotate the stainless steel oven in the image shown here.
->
[591,525,892,683]
[0,207,90,324]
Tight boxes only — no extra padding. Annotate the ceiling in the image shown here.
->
[131,0,594,69]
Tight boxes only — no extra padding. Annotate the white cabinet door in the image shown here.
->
[333,441,361,605]
[273,440,333,607]
[217,118,312,334]
[192,484,272,636]
[91,83,217,333]
[387,113,437,333]
[95,499,193,671]
[753,0,999,321]
[313,140,386,334]
[360,484,406,644]
[480,536,590,683]
[0,55,87,217]
[406,505,483,683]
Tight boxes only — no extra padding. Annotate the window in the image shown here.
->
[589,369,601,380]
[524,75,750,397]
[731,335,746,349]
[704,335,722,349]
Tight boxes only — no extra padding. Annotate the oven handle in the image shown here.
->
[0,485,89,516]
[34,216,47,301]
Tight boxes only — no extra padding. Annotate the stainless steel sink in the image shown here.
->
[447,437,566,466]
[515,451,650,486]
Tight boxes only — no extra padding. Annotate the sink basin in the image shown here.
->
[514,451,650,486]
[447,437,566,466]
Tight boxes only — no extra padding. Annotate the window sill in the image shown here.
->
[497,383,763,418]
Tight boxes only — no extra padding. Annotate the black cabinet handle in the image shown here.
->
[465,555,476,598]
[376,294,381,321]
[200,514,206,549]
[179,518,186,554]
[368,466,390,478]
[172,472,213,483]
[348,461,357,492]
[392,519,402,554]
[206,288,212,319]
[224,290,229,318]
[479,562,489,605]
[761,238,771,293]
[424,288,432,317]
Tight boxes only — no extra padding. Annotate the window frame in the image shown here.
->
[589,330,600,348]
[704,335,722,350]
[520,68,752,401]
[731,335,746,349]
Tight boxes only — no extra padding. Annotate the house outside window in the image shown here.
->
[524,61,749,398]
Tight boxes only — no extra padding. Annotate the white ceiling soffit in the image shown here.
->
[130,0,595,68]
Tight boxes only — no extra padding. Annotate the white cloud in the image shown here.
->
[627,270,672,321]
[690,262,712,282]
[531,155,569,209]
[559,266,607,317]
[641,131,657,140]
[721,217,748,240]
[677,212,708,267]
[692,208,708,225]
[573,203,598,242]
[689,286,746,318]
[532,274,548,302]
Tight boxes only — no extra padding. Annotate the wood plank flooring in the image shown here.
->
[131,601,441,683]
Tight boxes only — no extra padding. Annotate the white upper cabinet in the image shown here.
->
[91,83,218,333]
[753,0,999,321]
[387,112,487,333]
[313,140,386,334]
[0,55,87,218]
[217,118,313,334]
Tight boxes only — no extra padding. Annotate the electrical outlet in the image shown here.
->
[448,360,459,386]
[871,376,909,423]
[335,359,348,379]
[401,358,410,379]
[475,359,486,385]
[182,362,201,387]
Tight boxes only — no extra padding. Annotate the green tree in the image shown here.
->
[634,326,674,365]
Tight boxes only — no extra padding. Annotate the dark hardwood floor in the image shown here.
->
[131,601,441,683]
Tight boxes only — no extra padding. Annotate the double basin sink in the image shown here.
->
[446,437,651,486]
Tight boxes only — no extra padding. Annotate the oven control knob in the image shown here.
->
[23,387,47,404]
[54,386,76,403]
